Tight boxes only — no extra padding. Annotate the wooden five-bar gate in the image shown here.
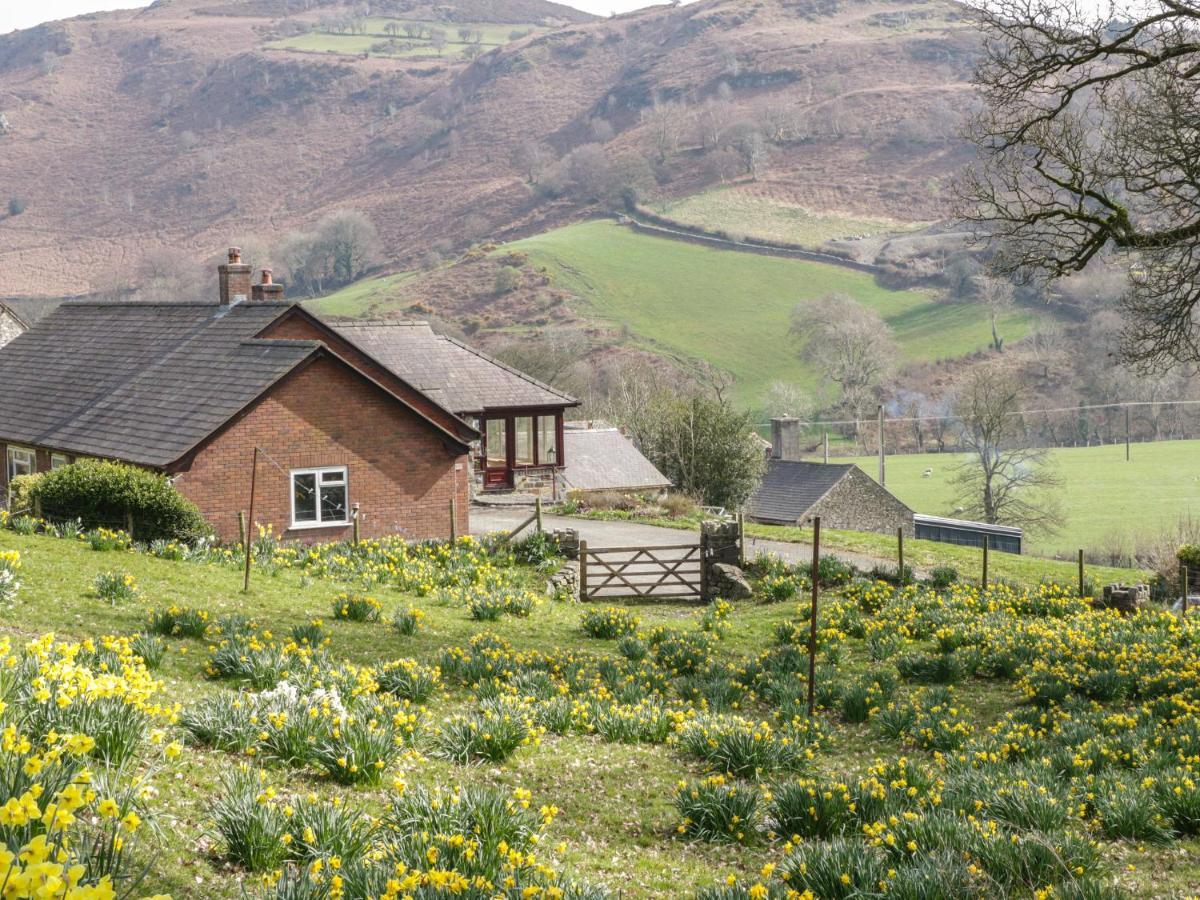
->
[578,539,705,601]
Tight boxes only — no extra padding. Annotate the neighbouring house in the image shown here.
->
[0,298,61,349]
[559,423,671,495]
[746,418,914,535]
[324,321,580,495]
[0,250,479,544]
[914,514,1022,554]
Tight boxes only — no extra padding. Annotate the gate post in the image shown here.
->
[578,539,588,601]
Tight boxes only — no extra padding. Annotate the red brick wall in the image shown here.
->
[171,356,470,543]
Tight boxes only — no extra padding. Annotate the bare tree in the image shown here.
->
[790,293,898,438]
[695,96,735,152]
[640,98,687,162]
[763,381,812,420]
[974,273,1015,351]
[951,366,1063,533]
[960,0,1200,372]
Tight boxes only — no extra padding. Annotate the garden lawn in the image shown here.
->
[507,220,1040,410]
[828,437,1200,557]
[0,525,1196,898]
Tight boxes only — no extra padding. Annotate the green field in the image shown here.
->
[0,519,1196,897]
[267,18,531,58]
[508,220,1040,409]
[303,272,415,317]
[826,438,1200,557]
[658,185,923,249]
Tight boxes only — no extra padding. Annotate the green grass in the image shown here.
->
[507,221,1040,410]
[266,18,531,57]
[658,185,923,248]
[302,272,414,317]
[825,438,1200,557]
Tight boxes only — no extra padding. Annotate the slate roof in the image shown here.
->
[746,459,855,523]
[561,427,671,492]
[0,301,321,467]
[330,321,578,415]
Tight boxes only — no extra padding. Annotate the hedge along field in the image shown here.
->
[2,516,1200,897]
[506,221,1041,411]
[827,438,1200,558]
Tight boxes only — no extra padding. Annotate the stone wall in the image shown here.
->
[805,468,914,536]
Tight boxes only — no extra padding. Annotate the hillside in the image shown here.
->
[307,220,1042,409]
[0,0,979,299]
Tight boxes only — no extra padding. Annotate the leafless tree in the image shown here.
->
[790,293,899,439]
[695,96,736,152]
[974,273,1015,351]
[640,98,687,161]
[763,381,813,420]
[960,0,1200,372]
[951,365,1063,532]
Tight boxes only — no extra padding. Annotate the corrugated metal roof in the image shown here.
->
[0,301,316,466]
[562,428,671,492]
[913,514,1022,537]
[331,321,577,415]
[746,459,852,523]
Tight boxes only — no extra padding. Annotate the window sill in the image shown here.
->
[288,520,350,531]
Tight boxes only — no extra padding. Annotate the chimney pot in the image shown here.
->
[228,247,242,264]
[261,267,273,284]
[251,268,285,303]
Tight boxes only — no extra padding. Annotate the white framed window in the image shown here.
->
[50,453,70,470]
[6,447,34,482]
[290,466,349,528]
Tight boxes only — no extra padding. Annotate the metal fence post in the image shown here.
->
[807,516,821,718]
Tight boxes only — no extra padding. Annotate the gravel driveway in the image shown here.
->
[469,506,904,574]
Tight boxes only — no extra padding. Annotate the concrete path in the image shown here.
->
[469,506,902,573]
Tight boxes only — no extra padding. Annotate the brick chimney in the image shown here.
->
[251,268,285,302]
[770,416,802,461]
[217,247,251,306]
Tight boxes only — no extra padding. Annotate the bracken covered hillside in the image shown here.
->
[0,0,978,297]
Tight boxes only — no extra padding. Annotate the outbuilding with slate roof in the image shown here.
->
[747,458,914,536]
[0,250,477,543]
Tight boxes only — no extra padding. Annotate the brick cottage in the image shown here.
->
[0,250,482,543]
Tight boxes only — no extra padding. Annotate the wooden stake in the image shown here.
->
[1125,405,1131,461]
[125,509,134,539]
[579,539,589,601]
[352,504,361,546]
[823,431,829,464]
[1184,565,1190,617]
[897,526,905,585]
[737,512,745,566]
[807,516,821,719]
[238,511,247,549]
[982,534,989,588]
[449,498,458,541]
[243,447,259,594]
[877,405,886,486]
[535,495,543,533]
[1078,549,1085,598]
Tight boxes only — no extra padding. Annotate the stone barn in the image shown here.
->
[746,459,914,535]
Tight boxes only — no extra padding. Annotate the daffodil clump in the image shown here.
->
[0,550,20,607]
[0,634,178,900]
[332,592,383,623]
[91,572,137,606]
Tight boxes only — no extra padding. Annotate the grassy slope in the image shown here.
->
[267,19,527,56]
[826,439,1200,556]
[303,272,415,317]
[509,221,1039,409]
[0,529,1190,897]
[658,185,923,248]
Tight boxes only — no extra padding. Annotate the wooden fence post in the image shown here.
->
[449,498,457,541]
[124,509,134,539]
[352,504,361,546]
[238,511,247,549]
[897,526,905,585]
[982,534,989,588]
[1078,549,1085,598]
[737,512,745,566]
[579,540,589,601]
[243,448,259,594]
[1184,565,1190,618]
[32,497,41,520]
[807,516,821,719]
[535,496,543,533]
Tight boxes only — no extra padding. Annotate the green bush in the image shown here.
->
[6,472,42,514]
[29,460,208,542]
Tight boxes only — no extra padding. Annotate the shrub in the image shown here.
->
[580,606,640,639]
[332,592,382,622]
[93,570,137,604]
[927,565,959,589]
[6,472,42,514]
[391,605,424,635]
[30,459,208,541]
[675,775,759,842]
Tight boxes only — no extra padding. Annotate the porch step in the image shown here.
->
[471,491,540,508]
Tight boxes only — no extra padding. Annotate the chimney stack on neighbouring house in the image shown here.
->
[770,416,802,461]
[217,247,252,306]
[251,268,285,302]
